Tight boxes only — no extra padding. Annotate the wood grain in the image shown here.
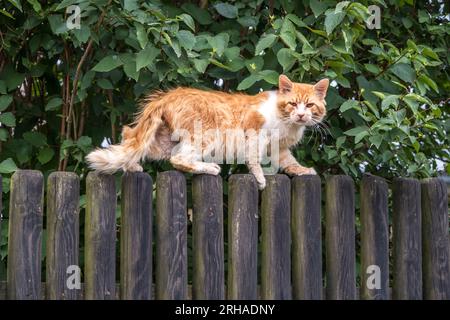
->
[421,178,450,300]
[7,170,44,300]
[227,174,258,300]
[155,171,188,300]
[192,174,224,300]
[46,172,80,300]
[325,175,356,300]
[85,172,116,300]
[360,174,389,300]
[392,178,422,300]
[261,174,291,300]
[291,175,322,300]
[120,172,153,300]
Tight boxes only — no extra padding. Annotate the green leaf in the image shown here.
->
[324,11,346,35]
[45,97,63,111]
[254,34,277,55]
[237,74,262,90]
[214,3,238,19]
[310,0,328,17]
[27,0,41,12]
[48,15,68,35]
[344,125,369,136]
[0,95,13,112]
[277,48,296,72]
[364,63,380,74]
[37,148,55,165]
[136,45,160,72]
[207,33,229,57]
[193,59,209,73]
[123,0,139,11]
[123,60,139,81]
[259,70,278,85]
[177,30,196,51]
[0,128,7,142]
[179,13,195,31]
[381,95,399,111]
[136,23,148,50]
[181,3,213,25]
[0,9,14,19]
[8,0,22,12]
[0,158,18,174]
[0,81,6,94]
[97,78,114,89]
[339,100,359,112]
[418,74,439,93]
[92,55,123,72]
[0,112,16,127]
[23,131,47,147]
[355,131,369,143]
[55,0,79,10]
[369,135,383,148]
[389,63,416,83]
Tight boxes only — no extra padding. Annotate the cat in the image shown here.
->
[86,75,329,189]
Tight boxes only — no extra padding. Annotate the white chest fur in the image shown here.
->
[257,91,306,145]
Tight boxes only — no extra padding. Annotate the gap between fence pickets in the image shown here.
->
[0,282,392,300]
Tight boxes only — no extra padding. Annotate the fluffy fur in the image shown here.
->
[86,75,329,189]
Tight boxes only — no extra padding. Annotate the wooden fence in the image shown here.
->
[0,170,449,300]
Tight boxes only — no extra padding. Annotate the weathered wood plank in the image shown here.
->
[392,178,422,300]
[261,174,291,300]
[192,174,224,300]
[46,172,80,300]
[325,175,356,300]
[360,174,389,300]
[291,175,322,300]
[155,171,187,300]
[421,178,450,300]
[120,172,153,300]
[7,170,44,300]
[85,172,116,300]
[227,174,258,300]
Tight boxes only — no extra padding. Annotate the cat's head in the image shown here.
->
[276,75,329,126]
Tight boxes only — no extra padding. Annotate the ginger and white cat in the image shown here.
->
[86,75,329,189]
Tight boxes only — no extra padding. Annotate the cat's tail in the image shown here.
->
[86,104,164,174]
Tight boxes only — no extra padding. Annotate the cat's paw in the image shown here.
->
[284,165,316,176]
[198,162,221,175]
[252,174,266,190]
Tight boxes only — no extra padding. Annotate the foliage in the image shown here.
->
[0,0,449,277]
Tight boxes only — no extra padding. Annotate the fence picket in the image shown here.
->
[192,174,224,300]
[155,171,188,300]
[325,175,356,300]
[7,170,44,300]
[261,174,291,300]
[392,178,422,300]
[360,174,389,300]
[85,172,116,300]
[120,172,153,300]
[228,174,258,300]
[421,178,450,300]
[46,172,80,300]
[291,175,322,300]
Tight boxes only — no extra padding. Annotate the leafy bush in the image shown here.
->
[0,0,448,277]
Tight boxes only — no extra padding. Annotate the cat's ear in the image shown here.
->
[314,78,329,99]
[278,75,293,93]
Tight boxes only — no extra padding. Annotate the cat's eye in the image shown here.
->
[290,102,297,107]
[306,103,315,108]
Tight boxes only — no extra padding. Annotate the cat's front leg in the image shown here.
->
[247,163,266,190]
[279,148,316,176]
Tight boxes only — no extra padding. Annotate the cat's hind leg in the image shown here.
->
[169,142,221,175]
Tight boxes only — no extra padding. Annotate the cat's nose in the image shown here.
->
[296,113,306,121]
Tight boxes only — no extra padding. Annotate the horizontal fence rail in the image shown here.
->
[0,170,449,300]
